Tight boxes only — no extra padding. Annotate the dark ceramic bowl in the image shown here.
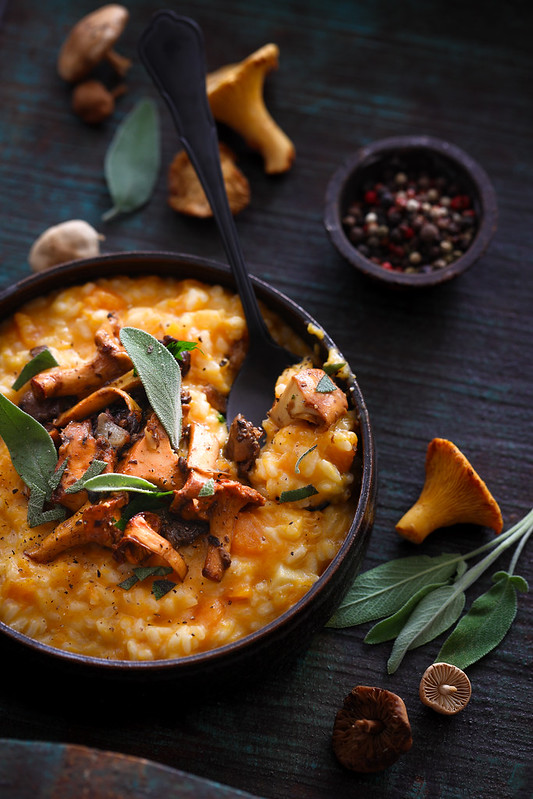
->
[0,252,376,684]
[324,135,498,288]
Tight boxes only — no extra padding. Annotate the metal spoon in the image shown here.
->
[138,12,296,427]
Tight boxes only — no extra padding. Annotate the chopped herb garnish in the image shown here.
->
[198,478,215,497]
[118,565,174,591]
[315,374,338,393]
[118,574,139,591]
[134,565,173,581]
[152,579,177,600]
[165,339,199,361]
[12,347,59,391]
[323,361,346,376]
[216,412,226,424]
[295,445,317,474]
[279,485,319,503]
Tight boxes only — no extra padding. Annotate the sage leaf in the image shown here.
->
[315,374,338,393]
[327,553,465,628]
[12,348,58,390]
[152,579,176,600]
[198,478,215,497]
[323,362,345,376]
[27,484,66,527]
[279,485,319,503]
[134,565,173,582]
[65,458,108,493]
[436,571,529,670]
[0,393,58,496]
[102,98,160,221]
[364,581,450,644]
[84,473,172,495]
[120,327,182,450]
[295,445,317,474]
[387,585,466,674]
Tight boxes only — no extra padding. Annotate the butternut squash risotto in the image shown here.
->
[0,275,358,660]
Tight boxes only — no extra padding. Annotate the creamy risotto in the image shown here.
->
[0,275,358,660]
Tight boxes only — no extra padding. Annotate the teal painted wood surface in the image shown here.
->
[0,1,532,798]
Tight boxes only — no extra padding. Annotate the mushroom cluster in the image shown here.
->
[57,5,131,124]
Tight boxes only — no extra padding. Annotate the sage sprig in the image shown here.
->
[0,394,65,526]
[102,98,160,221]
[328,509,533,674]
[120,327,182,450]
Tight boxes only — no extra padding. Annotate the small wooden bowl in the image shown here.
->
[0,252,376,685]
[324,135,498,288]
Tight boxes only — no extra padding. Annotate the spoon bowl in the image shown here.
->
[138,12,295,427]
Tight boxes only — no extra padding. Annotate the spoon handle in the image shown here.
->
[138,11,270,343]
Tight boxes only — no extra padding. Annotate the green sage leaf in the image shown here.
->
[0,393,58,496]
[315,374,337,393]
[387,585,466,674]
[152,579,176,600]
[120,327,182,450]
[65,459,108,493]
[436,571,529,670]
[198,478,215,497]
[103,98,160,221]
[12,348,59,391]
[323,362,346,376]
[84,473,172,495]
[364,581,450,644]
[327,553,465,628]
[134,565,173,582]
[295,445,317,474]
[27,484,66,528]
[279,485,319,503]
[118,574,139,590]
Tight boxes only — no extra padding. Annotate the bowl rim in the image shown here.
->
[0,251,376,675]
[324,134,498,287]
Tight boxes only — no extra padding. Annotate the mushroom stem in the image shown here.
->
[106,48,132,76]
[353,719,384,734]
[438,684,458,695]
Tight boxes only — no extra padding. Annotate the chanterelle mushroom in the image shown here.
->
[168,144,250,217]
[57,4,131,83]
[332,686,412,773]
[396,438,503,544]
[28,220,103,272]
[419,663,472,715]
[206,43,295,175]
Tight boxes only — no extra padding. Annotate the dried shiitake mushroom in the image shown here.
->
[57,4,131,83]
[419,663,472,715]
[332,686,412,772]
[168,143,250,217]
[396,438,503,543]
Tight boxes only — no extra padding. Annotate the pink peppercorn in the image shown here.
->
[364,190,379,205]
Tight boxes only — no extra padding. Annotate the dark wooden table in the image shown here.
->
[1,1,532,797]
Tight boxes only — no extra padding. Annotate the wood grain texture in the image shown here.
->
[0,1,532,798]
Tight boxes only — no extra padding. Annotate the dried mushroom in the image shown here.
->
[168,144,250,217]
[396,438,503,544]
[206,44,295,175]
[72,80,126,124]
[332,686,412,772]
[419,663,472,715]
[28,220,103,272]
[57,4,131,82]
